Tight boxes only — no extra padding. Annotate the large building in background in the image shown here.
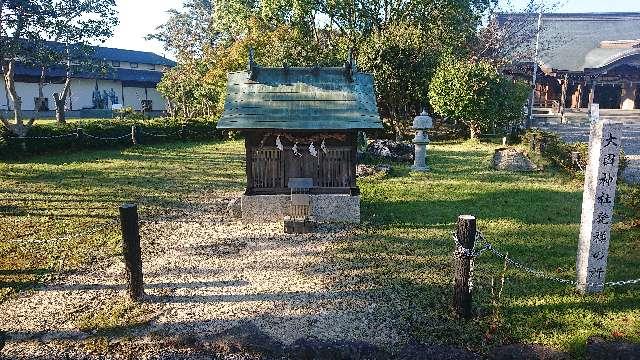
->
[1,43,175,117]
[499,12,640,116]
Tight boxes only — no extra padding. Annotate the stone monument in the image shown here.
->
[412,110,433,172]
[576,120,622,293]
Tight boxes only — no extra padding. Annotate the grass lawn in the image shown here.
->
[1,139,638,356]
[0,140,245,298]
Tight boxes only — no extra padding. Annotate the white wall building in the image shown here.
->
[2,44,175,115]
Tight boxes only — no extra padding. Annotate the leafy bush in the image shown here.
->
[1,117,222,159]
[618,184,640,224]
[113,106,145,120]
[429,56,529,140]
[522,129,628,176]
[522,130,585,173]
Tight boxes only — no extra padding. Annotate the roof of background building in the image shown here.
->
[217,67,382,130]
[92,46,175,66]
[8,39,174,87]
[13,63,163,87]
[497,12,640,72]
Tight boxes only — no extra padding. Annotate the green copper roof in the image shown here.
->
[217,67,382,130]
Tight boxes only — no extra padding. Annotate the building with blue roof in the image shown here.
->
[2,41,175,115]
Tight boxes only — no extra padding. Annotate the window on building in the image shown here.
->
[112,61,121,67]
[130,62,138,68]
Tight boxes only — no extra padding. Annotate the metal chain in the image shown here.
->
[5,128,214,143]
[452,232,490,258]
[473,231,640,287]
[606,278,640,287]
[475,232,575,284]
[83,132,130,141]
[7,133,77,140]
[138,129,181,137]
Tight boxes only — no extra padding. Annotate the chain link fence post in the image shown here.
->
[119,204,144,301]
[131,125,138,145]
[454,215,476,319]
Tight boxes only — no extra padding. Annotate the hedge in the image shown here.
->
[0,117,224,159]
[522,129,627,177]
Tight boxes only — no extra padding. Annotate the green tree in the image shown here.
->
[358,23,438,137]
[0,0,118,134]
[428,56,529,140]
[146,0,215,60]
[0,0,48,136]
[42,0,118,124]
[151,0,499,127]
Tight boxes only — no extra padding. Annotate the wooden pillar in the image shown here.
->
[559,74,568,115]
[588,81,596,113]
[572,83,582,109]
[454,215,476,319]
[620,81,636,110]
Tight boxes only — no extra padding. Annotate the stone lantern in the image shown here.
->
[411,110,433,172]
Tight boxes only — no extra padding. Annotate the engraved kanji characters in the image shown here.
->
[592,231,608,243]
[598,172,614,186]
[602,153,616,166]
[595,211,611,224]
[588,267,605,280]
[596,193,612,206]
[603,133,619,148]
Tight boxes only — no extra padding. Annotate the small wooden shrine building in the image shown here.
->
[217,56,382,223]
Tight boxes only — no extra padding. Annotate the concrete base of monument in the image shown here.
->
[241,195,360,223]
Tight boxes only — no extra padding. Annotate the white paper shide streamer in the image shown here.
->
[275,135,283,151]
[292,142,302,157]
[309,142,318,157]
[321,139,329,154]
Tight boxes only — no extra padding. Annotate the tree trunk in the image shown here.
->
[54,78,71,124]
[38,66,45,99]
[4,61,22,126]
[1,61,35,137]
[54,93,65,124]
[469,123,481,141]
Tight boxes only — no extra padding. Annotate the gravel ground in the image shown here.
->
[0,196,409,358]
[537,120,640,184]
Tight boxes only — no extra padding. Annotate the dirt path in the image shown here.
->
[0,197,409,358]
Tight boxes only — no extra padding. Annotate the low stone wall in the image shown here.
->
[241,195,360,223]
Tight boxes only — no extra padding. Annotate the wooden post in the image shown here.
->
[588,81,596,115]
[454,215,476,319]
[575,83,583,109]
[180,124,186,140]
[559,74,568,120]
[620,81,636,110]
[131,125,137,145]
[119,204,144,301]
[576,121,622,293]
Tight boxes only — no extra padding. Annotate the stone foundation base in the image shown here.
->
[241,195,360,223]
